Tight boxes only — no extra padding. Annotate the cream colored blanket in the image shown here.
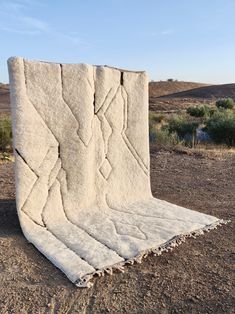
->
[8,57,224,287]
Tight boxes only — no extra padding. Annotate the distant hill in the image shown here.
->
[149,81,208,98]
[149,81,235,111]
[1,81,235,114]
[0,83,10,113]
[157,83,235,100]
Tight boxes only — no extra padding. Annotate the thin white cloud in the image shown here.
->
[161,29,174,36]
[0,0,88,45]
[0,1,25,12]
[145,29,175,38]
[0,25,40,35]
[19,16,49,31]
[16,0,44,6]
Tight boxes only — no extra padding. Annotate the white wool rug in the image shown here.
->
[8,57,225,287]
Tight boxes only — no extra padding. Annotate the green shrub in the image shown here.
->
[166,114,199,147]
[186,104,215,117]
[149,120,157,143]
[204,110,235,147]
[216,98,234,110]
[0,116,12,152]
[0,152,11,161]
[155,129,181,147]
[205,105,216,116]
[187,105,206,117]
[149,123,181,147]
[149,112,165,123]
[167,115,199,137]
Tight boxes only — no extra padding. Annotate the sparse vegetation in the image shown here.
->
[154,129,181,148]
[215,98,234,110]
[204,110,235,147]
[150,95,235,150]
[0,152,11,161]
[149,119,181,148]
[149,112,165,123]
[165,114,199,147]
[0,115,12,152]
[186,104,215,117]
[187,105,205,117]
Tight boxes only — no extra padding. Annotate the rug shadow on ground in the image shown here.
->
[0,199,22,236]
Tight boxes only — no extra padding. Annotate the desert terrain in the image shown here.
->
[0,81,234,313]
[0,83,10,114]
[149,81,235,112]
[0,148,234,313]
[2,80,235,113]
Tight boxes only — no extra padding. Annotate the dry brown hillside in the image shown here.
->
[0,81,210,113]
[149,81,208,98]
[158,83,235,100]
[149,81,235,111]
[1,81,235,114]
[0,83,10,113]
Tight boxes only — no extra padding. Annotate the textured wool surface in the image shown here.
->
[8,57,223,287]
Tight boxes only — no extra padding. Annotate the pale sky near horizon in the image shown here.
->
[0,0,235,84]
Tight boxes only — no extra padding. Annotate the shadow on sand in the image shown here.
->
[0,199,22,236]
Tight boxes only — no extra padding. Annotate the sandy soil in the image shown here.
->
[0,149,234,314]
[149,97,215,112]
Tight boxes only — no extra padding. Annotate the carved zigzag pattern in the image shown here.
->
[16,146,59,226]
[22,61,126,269]
[96,86,120,181]
[11,59,219,288]
[96,82,149,180]
[60,64,93,148]
[121,86,149,176]
[19,60,159,281]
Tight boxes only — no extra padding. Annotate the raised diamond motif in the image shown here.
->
[99,158,112,180]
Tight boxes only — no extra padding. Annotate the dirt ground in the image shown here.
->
[149,97,214,112]
[0,148,234,314]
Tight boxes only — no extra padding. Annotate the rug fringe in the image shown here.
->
[75,219,230,288]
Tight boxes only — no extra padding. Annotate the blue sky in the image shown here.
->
[0,0,235,84]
